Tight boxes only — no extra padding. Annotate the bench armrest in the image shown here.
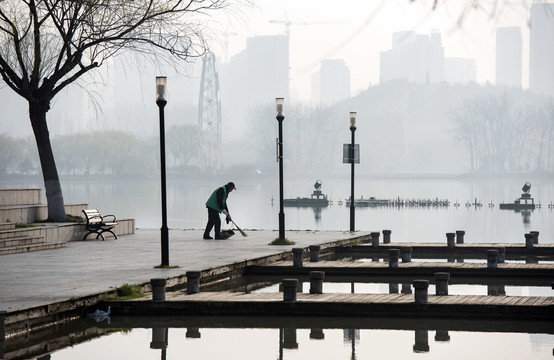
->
[103,214,117,222]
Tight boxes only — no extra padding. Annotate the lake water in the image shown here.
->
[3,176,554,359]
[47,317,554,360]
[5,175,554,244]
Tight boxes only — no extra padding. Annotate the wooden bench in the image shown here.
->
[82,209,118,241]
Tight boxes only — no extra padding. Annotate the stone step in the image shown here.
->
[0,222,16,230]
[0,227,43,239]
[0,203,88,224]
[0,235,45,248]
[0,188,42,206]
[0,242,65,256]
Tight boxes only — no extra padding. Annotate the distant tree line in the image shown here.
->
[450,94,554,174]
[0,125,201,176]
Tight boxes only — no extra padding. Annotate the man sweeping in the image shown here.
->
[203,182,236,240]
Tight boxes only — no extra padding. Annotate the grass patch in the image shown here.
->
[104,284,144,300]
[154,264,181,269]
[66,214,85,222]
[269,238,295,245]
[15,223,46,228]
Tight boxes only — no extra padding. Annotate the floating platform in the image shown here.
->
[284,197,329,207]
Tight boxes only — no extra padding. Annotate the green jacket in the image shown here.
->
[205,186,228,213]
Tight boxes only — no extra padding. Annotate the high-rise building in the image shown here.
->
[246,35,289,105]
[495,27,522,88]
[219,35,289,140]
[380,31,444,84]
[529,3,554,96]
[445,58,477,84]
[312,59,350,105]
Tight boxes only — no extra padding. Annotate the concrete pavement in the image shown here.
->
[0,228,369,312]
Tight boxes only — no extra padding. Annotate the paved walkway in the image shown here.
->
[0,228,367,312]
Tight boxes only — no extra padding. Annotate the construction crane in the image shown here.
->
[269,19,349,38]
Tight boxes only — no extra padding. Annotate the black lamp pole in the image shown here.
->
[349,112,357,232]
[156,76,169,266]
[276,98,285,240]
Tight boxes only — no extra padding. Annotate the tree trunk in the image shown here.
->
[29,101,67,222]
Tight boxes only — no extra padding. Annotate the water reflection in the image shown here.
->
[6,316,550,360]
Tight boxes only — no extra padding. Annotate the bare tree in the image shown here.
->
[0,0,240,221]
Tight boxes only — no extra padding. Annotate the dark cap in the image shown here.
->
[226,182,236,190]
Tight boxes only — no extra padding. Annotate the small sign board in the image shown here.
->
[343,144,360,164]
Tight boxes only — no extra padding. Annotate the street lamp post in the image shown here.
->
[349,112,357,232]
[156,76,169,266]
[276,98,285,240]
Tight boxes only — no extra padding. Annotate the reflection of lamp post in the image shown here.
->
[276,98,285,240]
[349,112,357,232]
[156,76,169,266]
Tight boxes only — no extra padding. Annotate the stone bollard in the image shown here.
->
[309,271,325,294]
[292,248,304,268]
[389,249,400,268]
[283,279,299,302]
[186,328,201,338]
[495,247,506,263]
[382,230,392,244]
[150,328,168,349]
[401,283,413,294]
[446,233,455,248]
[151,278,167,301]
[371,232,380,248]
[310,328,325,340]
[283,328,298,349]
[525,233,534,249]
[488,284,505,296]
[487,249,498,268]
[401,246,412,263]
[435,330,450,342]
[413,329,430,353]
[456,230,465,244]
[434,272,450,296]
[530,231,539,244]
[186,271,201,294]
[309,245,321,262]
[413,280,429,304]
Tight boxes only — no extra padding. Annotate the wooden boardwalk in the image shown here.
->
[106,290,554,321]
[337,242,554,257]
[247,259,554,278]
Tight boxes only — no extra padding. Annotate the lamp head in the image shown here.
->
[349,112,357,130]
[276,98,284,118]
[156,76,167,102]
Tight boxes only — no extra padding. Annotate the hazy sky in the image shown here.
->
[209,0,536,100]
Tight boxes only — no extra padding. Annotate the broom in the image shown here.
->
[231,219,248,237]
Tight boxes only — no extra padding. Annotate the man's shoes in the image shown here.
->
[203,235,213,240]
